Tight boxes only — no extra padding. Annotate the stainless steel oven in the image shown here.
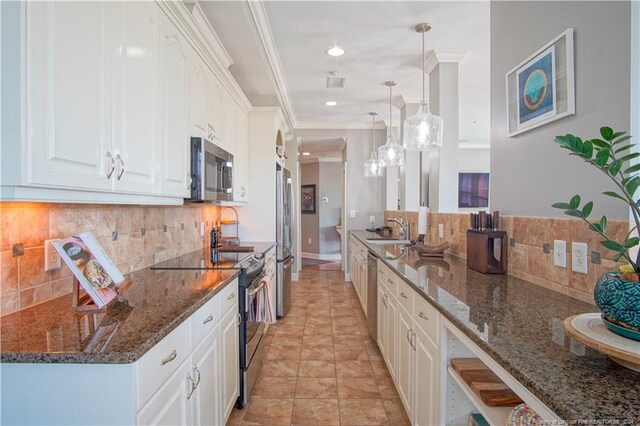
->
[189,137,233,202]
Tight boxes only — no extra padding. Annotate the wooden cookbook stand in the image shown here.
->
[72,277,129,314]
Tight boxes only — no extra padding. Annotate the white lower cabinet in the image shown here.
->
[413,324,439,426]
[397,304,414,418]
[220,307,240,421]
[191,329,221,426]
[137,359,193,426]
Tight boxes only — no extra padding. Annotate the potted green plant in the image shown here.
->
[552,127,640,340]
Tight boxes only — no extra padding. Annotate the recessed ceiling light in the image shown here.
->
[302,152,311,156]
[325,101,338,106]
[326,47,345,57]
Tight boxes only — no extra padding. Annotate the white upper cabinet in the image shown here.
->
[26,2,113,191]
[208,79,223,143]
[112,0,160,195]
[234,107,249,202]
[189,54,209,140]
[159,12,190,198]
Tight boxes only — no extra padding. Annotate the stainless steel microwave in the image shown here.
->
[189,137,233,202]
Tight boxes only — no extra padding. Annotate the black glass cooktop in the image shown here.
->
[151,248,253,270]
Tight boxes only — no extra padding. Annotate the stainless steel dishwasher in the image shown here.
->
[366,252,378,339]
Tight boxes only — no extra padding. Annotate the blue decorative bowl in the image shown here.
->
[602,316,640,342]
[594,272,640,337]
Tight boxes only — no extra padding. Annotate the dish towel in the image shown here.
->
[247,276,276,324]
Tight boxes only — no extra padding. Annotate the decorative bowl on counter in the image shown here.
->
[594,271,640,339]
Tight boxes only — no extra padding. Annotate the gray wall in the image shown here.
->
[319,162,342,255]
[490,1,631,220]
[301,162,319,254]
[294,129,386,231]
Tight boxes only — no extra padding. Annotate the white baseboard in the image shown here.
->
[301,252,342,261]
[292,272,299,282]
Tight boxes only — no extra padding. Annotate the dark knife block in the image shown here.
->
[466,230,508,274]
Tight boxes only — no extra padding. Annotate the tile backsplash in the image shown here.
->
[0,202,220,316]
[384,210,628,305]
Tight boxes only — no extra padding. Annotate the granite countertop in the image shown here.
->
[1,261,240,364]
[351,231,640,422]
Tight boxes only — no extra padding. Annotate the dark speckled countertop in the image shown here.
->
[352,231,640,422]
[0,266,239,364]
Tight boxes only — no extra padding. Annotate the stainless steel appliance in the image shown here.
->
[189,137,233,202]
[276,165,295,317]
[150,246,268,409]
[367,252,378,339]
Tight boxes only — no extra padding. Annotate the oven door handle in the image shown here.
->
[247,280,266,297]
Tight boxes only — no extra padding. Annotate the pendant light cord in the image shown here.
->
[422,30,426,103]
[389,84,393,129]
[372,115,375,151]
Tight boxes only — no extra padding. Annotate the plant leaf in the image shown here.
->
[618,152,640,163]
[596,148,610,167]
[589,222,601,233]
[581,201,593,217]
[564,210,581,218]
[624,163,640,175]
[581,141,593,159]
[626,176,640,196]
[609,159,623,176]
[600,215,608,233]
[601,240,625,252]
[601,127,614,141]
[614,144,634,154]
[569,195,581,209]
[590,138,609,148]
[602,191,626,202]
[612,135,632,146]
[624,237,640,248]
[612,131,627,140]
[551,202,572,210]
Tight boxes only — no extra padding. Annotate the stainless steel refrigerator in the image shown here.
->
[276,165,295,317]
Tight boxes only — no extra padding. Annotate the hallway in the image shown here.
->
[227,268,410,425]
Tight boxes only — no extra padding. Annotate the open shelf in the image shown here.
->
[447,366,513,426]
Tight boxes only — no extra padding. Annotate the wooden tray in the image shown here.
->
[564,313,640,372]
[450,358,523,407]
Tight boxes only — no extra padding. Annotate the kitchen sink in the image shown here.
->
[366,238,412,245]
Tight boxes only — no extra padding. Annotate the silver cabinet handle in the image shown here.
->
[115,153,125,180]
[193,364,201,389]
[400,292,407,299]
[411,330,417,351]
[186,373,196,399]
[187,173,193,190]
[203,314,214,324]
[236,311,242,326]
[105,151,115,179]
[406,328,412,346]
[227,293,235,300]
[419,311,429,321]
[382,293,388,308]
[161,349,177,366]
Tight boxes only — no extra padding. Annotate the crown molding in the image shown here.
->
[424,49,469,74]
[299,157,342,164]
[397,94,423,109]
[246,0,296,134]
[295,121,386,130]
[158,1,252,114]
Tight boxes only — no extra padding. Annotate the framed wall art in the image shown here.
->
[506,28,575,137]
[301,184,316,214]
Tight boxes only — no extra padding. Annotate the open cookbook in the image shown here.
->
[53,232,125,308]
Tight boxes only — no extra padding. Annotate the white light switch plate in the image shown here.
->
[553,240,567,268]
[438,224,444,239]
[572,242,588,274]
[350,210,356,218]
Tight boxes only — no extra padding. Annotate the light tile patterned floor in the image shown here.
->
[226,267,410,426]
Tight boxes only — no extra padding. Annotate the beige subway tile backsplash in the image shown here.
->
[385,210,628,305]
[0,202,220,315]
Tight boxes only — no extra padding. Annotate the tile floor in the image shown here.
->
[226,266,410,426]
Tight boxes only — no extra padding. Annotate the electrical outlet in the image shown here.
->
[369,216,375,223]
[308,238,312,244]
[200,221,205,237]
[44,239,61,271]
[438,224,444,239]
[553,240,567,268]
[572,242,588,274]
[350,210,356,218]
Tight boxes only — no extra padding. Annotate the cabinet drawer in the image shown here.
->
[219,278,239,317]
[396,279,414,315]
[191,295,220,349]
[376,262,386,284]
[384,270,398,295]
[414,295,440,345]
[137,319,191,409]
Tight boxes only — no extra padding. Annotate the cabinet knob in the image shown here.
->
[105,151,116,179]
[400,292,407,299]
[161,349,177,366]
[419,311,429,321]
[202,314,214,324]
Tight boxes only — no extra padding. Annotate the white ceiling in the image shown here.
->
[200,0,491,147]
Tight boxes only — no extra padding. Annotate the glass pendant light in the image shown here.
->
[378,81,404,167]
[364,112,383,177]
[403,23,443,150]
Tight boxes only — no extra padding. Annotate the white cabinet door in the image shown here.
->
[221,92,235,154]
[137,359,193,426]
[413,325,439,426]
[208,81,223,144]
[191,329,220,426]
[220,306,239,421]
[26,2,113,191]
[386,293,398,381]
[377,285,387,358]
[233,110,248,202]
[112,0,160,195]
[159,13,190,198]
[189,54,208,140]
[397,305,414,419]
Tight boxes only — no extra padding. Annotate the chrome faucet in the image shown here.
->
[386,216,410,240]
